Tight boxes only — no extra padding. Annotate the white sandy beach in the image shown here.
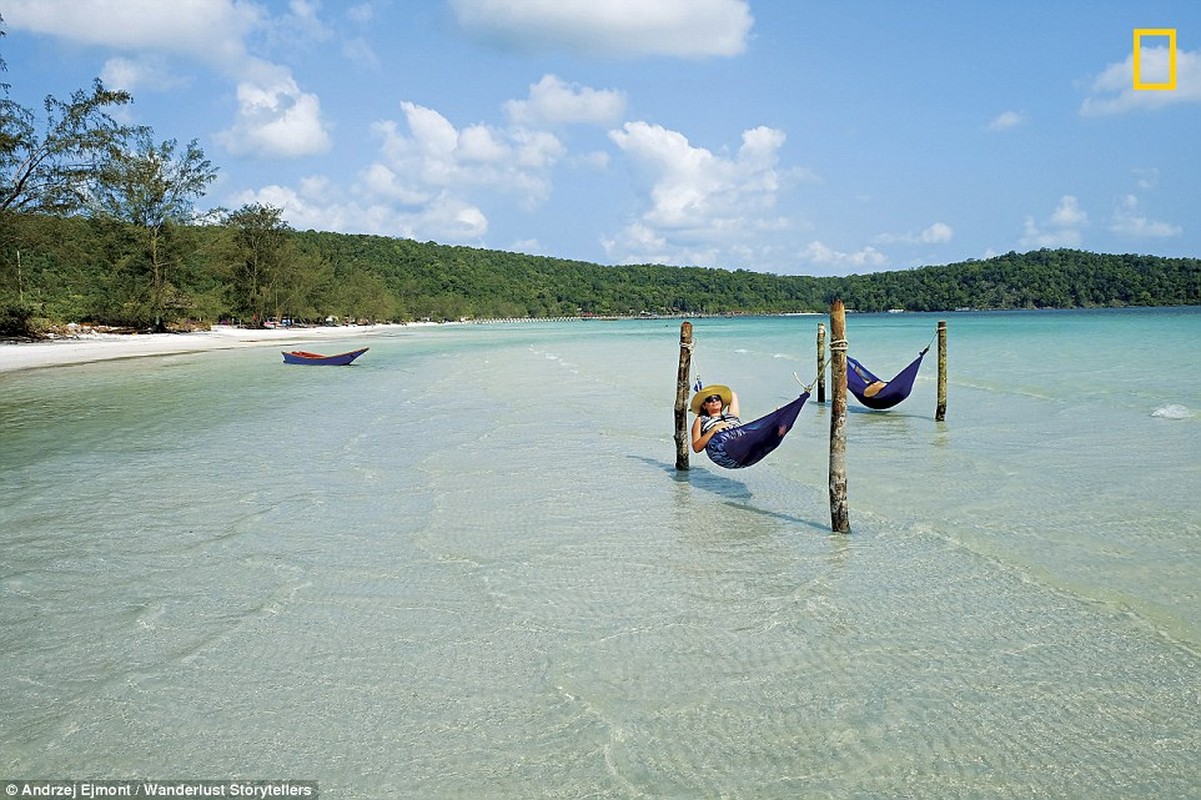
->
[0,324,410,374]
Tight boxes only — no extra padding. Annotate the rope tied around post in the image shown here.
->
[829,338,848,352]
[793,371,819,394]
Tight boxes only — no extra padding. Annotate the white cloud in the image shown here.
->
[513,128,566,170]
[605,222,666,255]
[6,0,334,159]
[359,163,431,206]
[100,55,188,93]
[371,102,565,207]
[987,110,1025,131]
[233,183,489,242]
[1081,47,1201,116]
[602,121,797,266]
[3,0,260,66]
[505,75,627,127]
[1020,217,1081,248]
[450,0,752,57]
[342,2,378,66]
[276,0,330,43]
[1109,195,1181,239]
[875,221,954,245]
[601,223,727,268]
[459,124,510,163]
[609,121,785,227]
[921,222,954,243]
[338,99,567,240]
[215,67,333,157]
[1050,195,1087,227]
[799,241,887,269]
[610,123,724,228]
[235,88,579,245]
[511,238,544,255]
[1020,195,1087,248]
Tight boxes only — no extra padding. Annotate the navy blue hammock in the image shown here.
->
[846,347,928,410]
[705,392,811,469]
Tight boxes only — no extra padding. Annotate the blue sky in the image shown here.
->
[3,1,1198,276]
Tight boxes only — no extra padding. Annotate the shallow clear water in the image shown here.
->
[2,309,1199,798]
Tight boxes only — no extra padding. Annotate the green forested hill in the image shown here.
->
[1,212,1198,334]
[290,230,832,320]
[298,231,1200,317]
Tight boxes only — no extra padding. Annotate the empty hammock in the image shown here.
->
[846,348,928,410]
[706,392,810,469]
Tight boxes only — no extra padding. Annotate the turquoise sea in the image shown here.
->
[1,308,1199,798]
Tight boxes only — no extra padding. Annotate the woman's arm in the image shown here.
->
[692,415,730,453]
[727,390,740,418]
[691,416,706,452]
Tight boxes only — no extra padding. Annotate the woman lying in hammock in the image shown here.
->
[691,383,811,469]
[849,359,888,398]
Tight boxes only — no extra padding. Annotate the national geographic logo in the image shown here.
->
[1132,28,1177,91]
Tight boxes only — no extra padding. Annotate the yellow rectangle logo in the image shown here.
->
[1133,28,1177,90]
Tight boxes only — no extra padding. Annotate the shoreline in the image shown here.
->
[5,306,1186,375]
[0,313,743,374]
[0,323,416,374]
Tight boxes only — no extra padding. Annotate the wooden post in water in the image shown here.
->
[936,320,948,422]
[816,322,827,403]
[828,301,850,533]
[674,321,693,470]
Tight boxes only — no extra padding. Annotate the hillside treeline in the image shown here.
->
[1,212,1199,335]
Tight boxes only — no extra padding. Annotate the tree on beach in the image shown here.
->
[87,131,217,331]
[0,21,142,335]
[223,204,341,325]
[0,79,138,216]
[224,203,293,325]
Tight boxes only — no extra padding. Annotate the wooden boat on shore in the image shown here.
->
[282,347,368,365]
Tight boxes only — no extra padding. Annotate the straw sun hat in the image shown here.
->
[691,384,733,415]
